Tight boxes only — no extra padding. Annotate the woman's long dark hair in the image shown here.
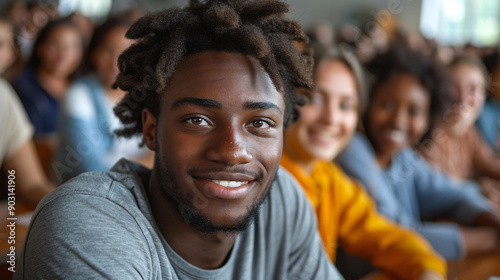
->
[27,17,83,79]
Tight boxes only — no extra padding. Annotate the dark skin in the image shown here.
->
[366,74,430,168]
[367,73,500,255]
[142,51,285,269]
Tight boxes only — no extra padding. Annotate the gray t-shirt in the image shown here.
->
[15,159,341,280]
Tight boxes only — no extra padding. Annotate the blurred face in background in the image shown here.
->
[284,60,359,169]
[0,21,17,75]
[366,74,430,162]
[91,26,131,89]
[37,25,83,78]
[449,63,486,128]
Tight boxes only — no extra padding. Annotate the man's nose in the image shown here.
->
[205,125,253,166]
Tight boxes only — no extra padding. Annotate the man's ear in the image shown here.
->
[142,108,157,151]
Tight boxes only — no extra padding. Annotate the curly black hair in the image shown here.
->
[363,43,455,142]
[112,0,313,140]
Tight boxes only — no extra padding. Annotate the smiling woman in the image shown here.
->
[337,43,500,262]
[13,18,83,136]
[54,16,153,183]
[366,73,431,167]
[280,43,447,280]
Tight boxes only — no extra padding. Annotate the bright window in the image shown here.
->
[58,0,112,19]
[420,0,500,46]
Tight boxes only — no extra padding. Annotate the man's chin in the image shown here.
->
[177,200,264,235]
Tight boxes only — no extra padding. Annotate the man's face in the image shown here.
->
[144,51,285,233]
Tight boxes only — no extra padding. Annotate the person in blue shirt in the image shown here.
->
[13,17,83,136]
[54,16,153,183]
[0,15,55,207]
[337,44,500,261]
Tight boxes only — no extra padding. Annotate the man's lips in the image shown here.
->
[189,168,259,181]
[206,180,249,188]
[190,171,258,200]
[192,178,255,200]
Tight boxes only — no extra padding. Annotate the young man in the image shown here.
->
[15,1,341,279]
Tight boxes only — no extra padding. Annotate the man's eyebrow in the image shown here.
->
[171,97,221,109]
[244,101,282,114]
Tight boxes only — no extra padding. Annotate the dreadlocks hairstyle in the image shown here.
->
[113,0,313,140]
[364,43,455,142]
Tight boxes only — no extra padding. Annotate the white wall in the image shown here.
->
[0,0,423,33]
[285,0,423,33]
[144,0,423,33]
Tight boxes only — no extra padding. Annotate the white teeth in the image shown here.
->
[389,130,406,142]
[211,180,245,188]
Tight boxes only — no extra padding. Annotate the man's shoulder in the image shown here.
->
[26,160,156,256]
[18,160,164,280]
[261,167,314,227]
[38,159,150,215]
[271,167,304,203]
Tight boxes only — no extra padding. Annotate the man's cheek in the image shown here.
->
[262,144,283,171]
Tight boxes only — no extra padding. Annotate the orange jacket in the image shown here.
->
[280,152,446,280]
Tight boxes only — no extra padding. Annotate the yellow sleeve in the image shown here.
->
[334,166,446,280]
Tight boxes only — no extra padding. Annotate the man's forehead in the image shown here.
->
[162,51,284,103]
[172,51,268,83]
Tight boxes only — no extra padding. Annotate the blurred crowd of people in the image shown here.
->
[298,13,500,278]
[0,0,152,206]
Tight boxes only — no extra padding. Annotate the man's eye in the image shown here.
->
[186,117,210,126]
[252,120,270,129]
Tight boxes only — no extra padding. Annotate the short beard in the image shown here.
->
[154,148,275,235]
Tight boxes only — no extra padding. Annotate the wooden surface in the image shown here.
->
[448,248,500,280]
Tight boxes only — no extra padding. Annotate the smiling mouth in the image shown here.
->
[309,129,340,145]
[189,169,260,199]
[386,130,407,143]
[192,178,255,200]
[209,180,249,188]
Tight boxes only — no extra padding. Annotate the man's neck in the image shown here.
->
[148,170,237,269]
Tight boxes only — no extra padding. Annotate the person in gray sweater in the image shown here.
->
[15,1,341,279]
